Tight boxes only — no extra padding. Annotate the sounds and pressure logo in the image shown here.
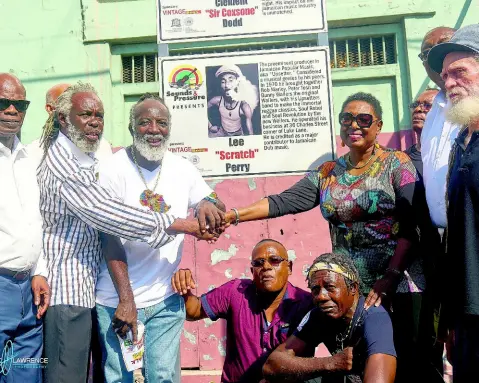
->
[0,340,48,375]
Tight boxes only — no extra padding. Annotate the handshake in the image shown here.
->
[182,199,237,243]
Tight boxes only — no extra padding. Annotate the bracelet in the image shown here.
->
[231,208,240,226]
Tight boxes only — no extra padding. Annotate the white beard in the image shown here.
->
[64,117,101,153]
[133,133,169,161]
[446,93,479,126]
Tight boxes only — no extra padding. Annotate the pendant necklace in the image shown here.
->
[131,148,171,213]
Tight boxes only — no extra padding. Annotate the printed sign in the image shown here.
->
[157,0,326,42]
[160,48,334,178]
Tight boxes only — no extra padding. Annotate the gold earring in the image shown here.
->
[341,141,345,147]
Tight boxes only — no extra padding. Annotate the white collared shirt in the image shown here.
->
[38,132,176,308]
[0,137,46,275]
[421,91,461,228]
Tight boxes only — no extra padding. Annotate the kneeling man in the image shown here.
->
[263,252,396,383]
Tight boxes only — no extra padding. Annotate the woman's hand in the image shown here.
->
[364,272,401,309]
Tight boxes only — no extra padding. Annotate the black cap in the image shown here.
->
[427,24,479,73]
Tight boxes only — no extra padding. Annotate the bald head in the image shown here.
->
[421,27,457,89]
[423,27,456,45]
[45,83,70,114]
[0,73,26,98]
[0,73,27,142]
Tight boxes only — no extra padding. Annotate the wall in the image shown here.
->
[1,0,477,380]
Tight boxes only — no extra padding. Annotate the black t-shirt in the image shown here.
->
[447,130,479,318]
[294,297,396,382]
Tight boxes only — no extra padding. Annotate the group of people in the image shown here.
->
[1,22,479,383]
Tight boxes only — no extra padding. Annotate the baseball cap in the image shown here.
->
[428,24,479,73]
[215,64,243,78]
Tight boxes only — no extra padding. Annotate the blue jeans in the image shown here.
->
[96,294,185,383]
[0,275,43,383]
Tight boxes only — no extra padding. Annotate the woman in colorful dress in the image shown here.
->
[224,92,422,305]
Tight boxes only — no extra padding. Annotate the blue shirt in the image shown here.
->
[294,296,396,381]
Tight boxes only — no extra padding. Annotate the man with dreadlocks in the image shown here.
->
[29,83,113,165]
[37,83,221,383]
[263,253,396,383]
[95,93,227,382]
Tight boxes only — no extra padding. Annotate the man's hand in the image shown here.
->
[187,219,221,243]
[196,200,227,234]
[172,269,196,296]
[112,298,138,343]
[330,347,353,372]
[31,276,50,319]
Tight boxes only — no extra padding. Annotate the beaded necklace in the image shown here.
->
[131,148,171,213]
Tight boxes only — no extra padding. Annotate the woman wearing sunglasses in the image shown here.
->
[224,92,422,311]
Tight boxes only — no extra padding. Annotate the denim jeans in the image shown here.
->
[0,275,43,383]
[96,294,185,383]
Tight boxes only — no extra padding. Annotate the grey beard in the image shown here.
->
[64,118,101,153]
[446,94,479,126]
[133,133,169,161]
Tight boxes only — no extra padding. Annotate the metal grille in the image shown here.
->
[169,39,318,56]
[122,54,158,83]
[329,35,396,69]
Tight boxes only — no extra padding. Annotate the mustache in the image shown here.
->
[142,134,169,141]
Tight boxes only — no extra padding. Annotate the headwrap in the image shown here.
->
[308,262,358,283]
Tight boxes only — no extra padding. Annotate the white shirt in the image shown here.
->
[96,149,212,309]
[38,133,175,308]
[421,91,461,228]
[0,137,46,276]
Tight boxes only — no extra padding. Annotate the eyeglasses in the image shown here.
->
[0,98,30,113]
[251,256,287,268]
[409,101,433,111]
[339,112,380,128]
[418,48,431,62]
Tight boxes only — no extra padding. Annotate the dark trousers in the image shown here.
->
[43,305,92,383]
[392,293,445,383]
[89,307,104,383]
[0,275,43,383]
[453,315,479,383]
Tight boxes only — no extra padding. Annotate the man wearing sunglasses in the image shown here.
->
[171,239,313,383]
[405,88,439,178]
[0,73,50,383]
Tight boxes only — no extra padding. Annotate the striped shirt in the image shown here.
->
[37,132,176,308]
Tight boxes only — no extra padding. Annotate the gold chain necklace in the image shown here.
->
[131,147,170,213]
[346,147,376,169]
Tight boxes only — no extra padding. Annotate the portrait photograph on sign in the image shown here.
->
[157,0,326,43]
[206,63,262,138]
[161,48,334,179]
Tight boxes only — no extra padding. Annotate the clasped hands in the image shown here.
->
[191,200,236,242]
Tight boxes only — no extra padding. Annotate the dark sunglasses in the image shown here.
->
[0,98,30,113]
[251,256,287,268]
[339,112,379,128]
[418,48,431,62]
[409,101,433,111]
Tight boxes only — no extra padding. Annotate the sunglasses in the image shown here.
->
[418,48,431,62]
[339,112,379,128]
[0,98,30,113]
[251,256,287,268]
[409,101,433,111]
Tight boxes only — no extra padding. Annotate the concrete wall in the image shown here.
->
[1,0,477,379]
